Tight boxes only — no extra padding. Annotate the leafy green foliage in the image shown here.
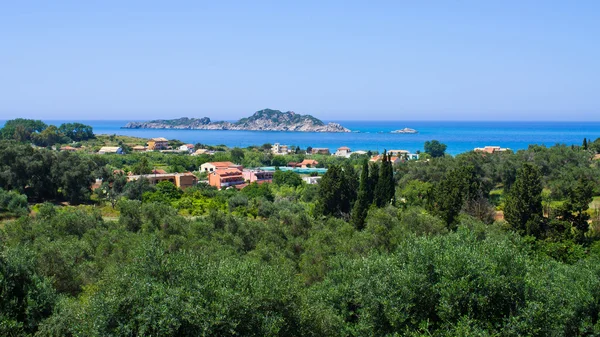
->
[58,122,94,142]
[0,142,94,204]
[230,147,245,164]
[351,160,370,229]
[424,140,447,158]
[1,134,600,336]
[374,151,395,207]
[0,118,47,142]
[317,165,357,218]
[236,108,325,126]
[273,169,303,187]
[0,188,28,217]
[504,163,543,236]
[31,125,66,147]
[241,182,274,202]
[0,247,56,336]
[143,181,182,203]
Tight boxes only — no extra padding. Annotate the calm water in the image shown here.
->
[2,120,599,155]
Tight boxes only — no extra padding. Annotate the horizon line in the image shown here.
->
[4,118,599,123]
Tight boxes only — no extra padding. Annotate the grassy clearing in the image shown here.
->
[77,134,148,151]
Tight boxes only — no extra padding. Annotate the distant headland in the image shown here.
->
[122,109,351,133]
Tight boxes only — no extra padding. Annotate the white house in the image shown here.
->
[98,146,123,154]
[334,146,352,158]
[272,143,289,154]
[388,149,419,160]
[302,176,322,184]
[179,144,195,153]
[200,161,243,172]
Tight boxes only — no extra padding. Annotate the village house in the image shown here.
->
[388,149,409,156]
[302,176,322,185]
[310,148,330,155]
[200,161,243,173]
[334,146,352,158]
[98,146,123,154]
[272,143,290,154]
[242,169,274,183]
[299,159,319,168]
[208,169,245,189]
[474,146,509,154]
[127,172,198,189]
[147,137,169,150]
[132,145,147,152]
[59,145,77,152]
[388,149,419,160]
[179,144,195,153]
[370,155,402,165]
[191,148,212,156]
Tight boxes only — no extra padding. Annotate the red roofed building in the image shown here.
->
[200,161,243,172]
[370,155,402,164]
[147,137,169,150]
[300,159,319,168]
[208,169,246,189]
[310,148,330,155]
[242,169,274,183]
[334,146,352,157]
[60,145,77,152]
[474,146,509,154]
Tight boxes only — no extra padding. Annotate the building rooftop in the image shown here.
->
[474,146,508,154]
[60,145,77,150]
[99,146,121,152]
[207,161,237,168]
[213,168,244,176]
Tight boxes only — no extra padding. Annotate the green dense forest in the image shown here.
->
[2,119,600,336]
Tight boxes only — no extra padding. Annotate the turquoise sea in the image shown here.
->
[2,120,600,155]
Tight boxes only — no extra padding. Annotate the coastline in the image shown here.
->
[3,120,599,155]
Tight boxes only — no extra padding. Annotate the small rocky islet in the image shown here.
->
[391,128,418,134]
[122,109,351,132]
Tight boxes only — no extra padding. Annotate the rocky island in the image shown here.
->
[123,109,351,132]
[391,128,418,134]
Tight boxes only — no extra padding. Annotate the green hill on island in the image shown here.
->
[123,109,350,132]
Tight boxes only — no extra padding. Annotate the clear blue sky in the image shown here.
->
[2,1,599,121]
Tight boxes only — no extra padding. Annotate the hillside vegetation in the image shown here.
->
[3,119,600,335]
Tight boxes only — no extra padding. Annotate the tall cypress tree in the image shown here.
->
[583,138,588,150]
[317,165,343,216]
[351,159,370,229]
[432,165,480,228]
[374,150,394,207]
[340,163,358,216]
[384,152,395,204]
[504,163,543,236]
[367,162,378,204]
[373,152,386,207]
[317,164,358,218]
